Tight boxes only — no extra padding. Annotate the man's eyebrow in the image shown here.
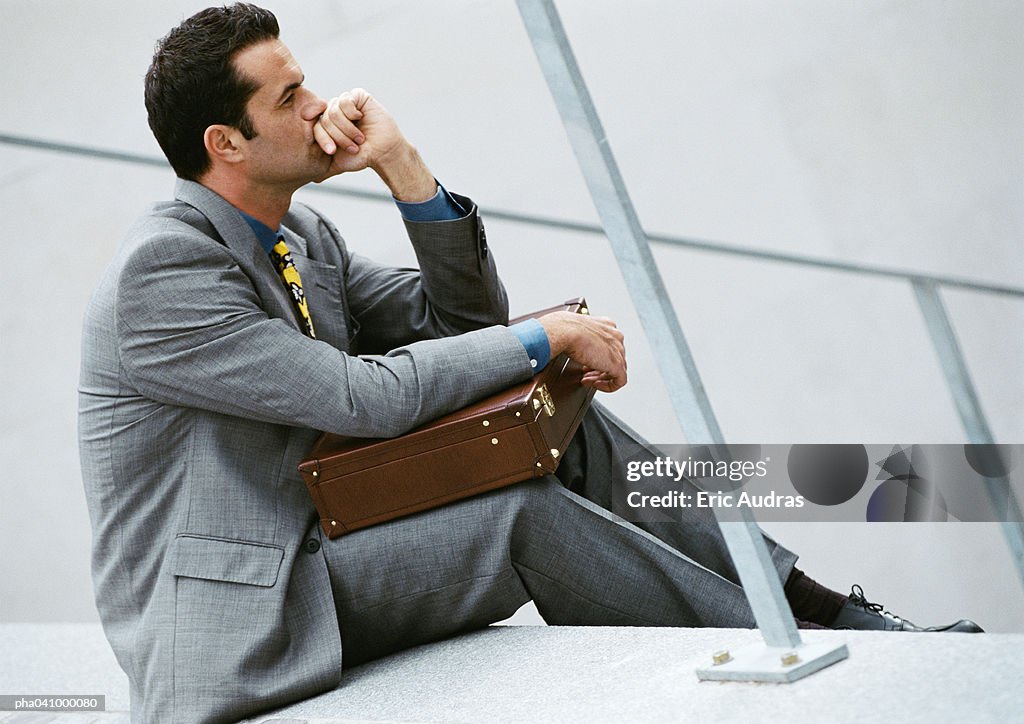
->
[276,75,304,104]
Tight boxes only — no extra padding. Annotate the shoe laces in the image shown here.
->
[849,584,903,622]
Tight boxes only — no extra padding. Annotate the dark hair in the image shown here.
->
[145,3,280,180]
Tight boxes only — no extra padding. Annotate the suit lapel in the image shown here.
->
[173,179,302,334]
[279,224,307,256]
[282,225,352,351]
[172,180,352,349]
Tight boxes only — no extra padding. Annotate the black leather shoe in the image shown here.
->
[831,585,984,633]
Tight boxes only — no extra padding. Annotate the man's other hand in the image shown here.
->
[538,312,627,393]
[313,88,436,202]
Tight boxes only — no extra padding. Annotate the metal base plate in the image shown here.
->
[696,640,849,683]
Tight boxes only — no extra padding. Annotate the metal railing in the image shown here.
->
[3,133,1020,299]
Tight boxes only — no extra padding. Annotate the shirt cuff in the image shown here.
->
[508,318,551,373]
[394,181,468,222]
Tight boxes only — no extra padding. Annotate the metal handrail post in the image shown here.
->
[516,0,847,681]
[911,279,1024,586]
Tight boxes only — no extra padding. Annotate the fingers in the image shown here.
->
[312,122,338,155]
[581,369,626,393]
[537,310,627,392]
[315,91,368,155]
[588,319,627,383]
[572,315,627,391]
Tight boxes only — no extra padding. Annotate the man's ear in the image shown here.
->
[203,124,246,166]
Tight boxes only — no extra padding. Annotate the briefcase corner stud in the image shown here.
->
[321,516,346,537]
[534,447,560,475]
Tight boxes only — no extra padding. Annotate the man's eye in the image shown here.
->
[283,95,294,106]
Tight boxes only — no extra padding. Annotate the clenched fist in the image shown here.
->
[313,88,436,201]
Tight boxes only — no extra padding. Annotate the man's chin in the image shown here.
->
[310,150,334,183]
[311,169,334,184]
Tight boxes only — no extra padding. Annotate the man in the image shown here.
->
[78,5,980,722]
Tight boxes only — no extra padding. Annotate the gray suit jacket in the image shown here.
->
[79,179,535,723]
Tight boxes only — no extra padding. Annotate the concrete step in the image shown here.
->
[2,623,1020,722]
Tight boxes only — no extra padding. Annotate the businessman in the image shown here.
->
[78,5,980,722]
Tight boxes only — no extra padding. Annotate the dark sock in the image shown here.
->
[784,567,848,627]
[797,619,829,630]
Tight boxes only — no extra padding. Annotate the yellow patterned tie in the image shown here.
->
[269,237,316,339]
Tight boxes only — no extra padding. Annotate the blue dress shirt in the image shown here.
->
[239,211,284,254]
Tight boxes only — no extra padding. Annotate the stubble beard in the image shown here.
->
[307,141,335,184]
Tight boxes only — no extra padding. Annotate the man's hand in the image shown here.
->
[313,88,436,202]
[538,312,627,393]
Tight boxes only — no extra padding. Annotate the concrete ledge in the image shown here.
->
[2,624,1021,722]
[0,623,129,723]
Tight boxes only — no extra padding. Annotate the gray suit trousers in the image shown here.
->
[325,402,798,666]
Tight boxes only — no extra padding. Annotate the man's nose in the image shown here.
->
[303,94,328,122]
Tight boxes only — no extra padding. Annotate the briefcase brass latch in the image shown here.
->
[532,384,556,417]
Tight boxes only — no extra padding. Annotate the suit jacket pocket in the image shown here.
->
[172,534,285,587]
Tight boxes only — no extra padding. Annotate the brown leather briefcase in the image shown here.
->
[297,298,595,538]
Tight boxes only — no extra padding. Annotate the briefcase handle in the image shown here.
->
[509,297,589,325]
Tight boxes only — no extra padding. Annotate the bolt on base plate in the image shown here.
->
[696,641,849,683]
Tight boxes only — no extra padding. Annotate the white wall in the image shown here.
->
[1,0,1021,631]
